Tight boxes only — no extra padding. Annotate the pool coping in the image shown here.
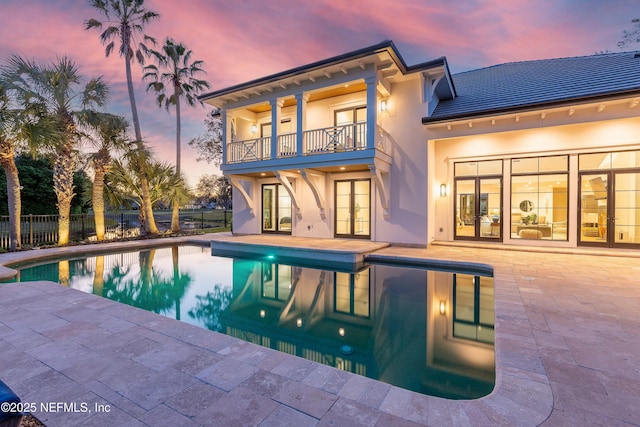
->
[0,234,553,426]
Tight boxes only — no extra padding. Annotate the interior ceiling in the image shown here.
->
[246,82,368,113]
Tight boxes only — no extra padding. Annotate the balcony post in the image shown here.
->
[221,108,227,164]
[365,76,377,149]
[270,99,284,159]
[295,93,309,156]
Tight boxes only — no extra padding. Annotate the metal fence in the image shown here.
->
[0,209,232,250]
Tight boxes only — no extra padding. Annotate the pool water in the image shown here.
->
[6,245,495,399]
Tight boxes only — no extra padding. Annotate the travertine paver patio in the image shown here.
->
[0,234,638,426]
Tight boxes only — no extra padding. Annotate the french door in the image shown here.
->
[579,171,640,248]
[262,184,292,234]
[335,179,370,239]
[454,177,502,241]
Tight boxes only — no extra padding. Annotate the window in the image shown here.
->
[334,269,370,317]
[510,156,568,241]
[453,274,494,344]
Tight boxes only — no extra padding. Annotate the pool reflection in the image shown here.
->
[11,245,495,399]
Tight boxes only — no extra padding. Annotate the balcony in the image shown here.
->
[225,122,390,165]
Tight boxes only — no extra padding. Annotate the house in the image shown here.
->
[200,40,640,250]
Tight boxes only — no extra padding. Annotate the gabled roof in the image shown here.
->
[424,51,640,124]
[199,40,454,103]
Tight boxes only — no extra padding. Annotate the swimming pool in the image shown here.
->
[6,244,495,399]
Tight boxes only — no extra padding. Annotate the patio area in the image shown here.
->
[0,234,638,426]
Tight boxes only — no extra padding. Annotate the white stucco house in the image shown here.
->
[200,40,640,250]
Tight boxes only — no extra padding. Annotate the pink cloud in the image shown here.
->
[1,0,638,186]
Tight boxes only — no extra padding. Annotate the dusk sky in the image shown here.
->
[2,0,639,186]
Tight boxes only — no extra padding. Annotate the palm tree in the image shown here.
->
[144,38,210,232]
[85,0,160,235]
[81,111,129,241]
[1,63,63,251]
[1,55,101,245]
[105,154,190,232]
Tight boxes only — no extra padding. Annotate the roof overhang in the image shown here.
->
[423,89,640,126]
[200,40,454,108]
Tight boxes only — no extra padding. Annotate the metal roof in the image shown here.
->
[425,51,640,124]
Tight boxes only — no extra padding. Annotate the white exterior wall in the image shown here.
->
[429,105,640,246]
[374,79,430,246]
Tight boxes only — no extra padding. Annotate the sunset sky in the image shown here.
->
[1,0,639,186]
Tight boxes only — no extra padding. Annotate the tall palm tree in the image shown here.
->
[144,38,210,232]
[81,111,129,241]
[1,64,62,251]
[1,55,103,245]
[85,0,160,235]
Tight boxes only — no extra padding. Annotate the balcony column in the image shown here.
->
[220,108,227,164]
[365,76,378,149]
[295,93,309,156]
[270,99,284,159]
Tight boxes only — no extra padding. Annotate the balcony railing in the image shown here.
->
[226,122,388,164]
[304,122,366,155]
[227,136,270,163]
[278,132,297,157]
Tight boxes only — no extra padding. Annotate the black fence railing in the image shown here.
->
[0,209,232,250]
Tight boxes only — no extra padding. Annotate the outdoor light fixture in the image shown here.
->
[250,123,258,134]
[338,327,345,337]
[380,99,388,112]
[259,309,266,318]
[296,318,303,327]
[440,183,447,197]
[439,300,447,315]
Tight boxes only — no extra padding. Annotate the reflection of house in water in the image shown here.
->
[222,260,495,399]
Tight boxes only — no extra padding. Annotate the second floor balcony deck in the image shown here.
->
[225,122,391,168]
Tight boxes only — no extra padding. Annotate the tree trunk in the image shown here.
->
[171,200,180,232]
[93,255,104,296]
[125,45,157,235]
[126,49,142,143]
[0,142,21,251]
[93,164,107,241]
[175,86,181,172]
[170,87,182,233]
[53,143,75,246]
[140,169,158,235]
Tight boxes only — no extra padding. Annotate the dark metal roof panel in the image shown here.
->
[426,51,640,123]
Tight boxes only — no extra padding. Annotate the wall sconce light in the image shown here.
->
[380,99,388,113]
[259,309,266,318]
[338,327,345,337]
[439,300,447,315]
[296,318,303,328]
[440,183,447,198]
[250,123,258,134]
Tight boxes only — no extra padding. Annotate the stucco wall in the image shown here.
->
[430,112,640,245]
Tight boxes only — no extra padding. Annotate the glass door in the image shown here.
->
[580,171,640,247]
[262,184,292,234]
[455,177,502,241]
[335,106,366,150]
[335,179,370,238]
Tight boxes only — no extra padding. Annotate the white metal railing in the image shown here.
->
[277,133,297,157]
[225,122,387,163]
[227,137,271,163]
[304,122,367,155]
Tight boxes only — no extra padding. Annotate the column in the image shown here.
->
[220,108,227,164]
[270,99,284,159]
[365,76,377,149]
[295,93,309,157]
